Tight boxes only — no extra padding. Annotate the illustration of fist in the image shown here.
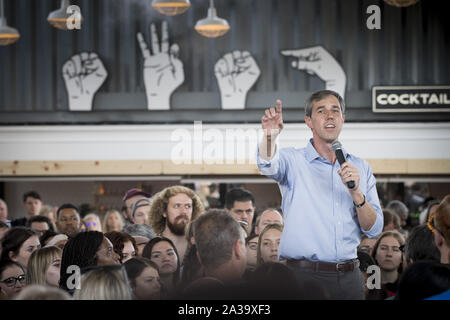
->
[215,50,260,109]
[62,52,107,111]
[137,21,184,110]
[281,45,346,98]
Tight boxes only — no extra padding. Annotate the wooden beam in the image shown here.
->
[0,159,449,176]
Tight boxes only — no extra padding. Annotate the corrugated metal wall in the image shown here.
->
[0,0,449,123]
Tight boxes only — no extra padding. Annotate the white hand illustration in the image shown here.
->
[137,21,184,110]
[215,50,261,109]
[281,45,346,98]
[62,52,107,111]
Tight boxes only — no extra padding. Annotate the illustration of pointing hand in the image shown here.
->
[137,21,184,110]
[62,52,107,111]
[281,45,346,98]
[215,50,260,109]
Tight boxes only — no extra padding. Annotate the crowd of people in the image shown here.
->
[0,186,449,300]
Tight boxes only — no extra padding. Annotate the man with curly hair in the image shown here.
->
[149,185,205,264]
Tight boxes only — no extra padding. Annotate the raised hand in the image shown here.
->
[281,45,346,98]
[215,50,260,109]
[261,99,284,137]
[137,21,184,110]
[62,52,107,111]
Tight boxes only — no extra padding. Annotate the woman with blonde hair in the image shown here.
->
[83,213,103,232]
[256,223,284,267]
[102,210,124,233]
[73,265,132,300]
[26,246,62,287]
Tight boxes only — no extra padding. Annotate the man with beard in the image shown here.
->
[56,204,81,238]
[149,186,205,264]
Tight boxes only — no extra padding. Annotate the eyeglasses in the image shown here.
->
[0,274,26,287]
[427,213,444,235]
[85,222,98,227]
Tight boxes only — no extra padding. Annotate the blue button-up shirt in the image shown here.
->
[257,139,383,263]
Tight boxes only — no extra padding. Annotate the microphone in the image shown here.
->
[332,140,355,189]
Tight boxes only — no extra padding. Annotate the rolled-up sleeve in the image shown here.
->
[256,144,284,182]
[361,164,384,238]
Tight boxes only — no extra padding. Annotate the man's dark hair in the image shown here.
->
[383,209,400,229]
[59,231,104,293]
[23,191,41,203]
[404,224,441,263]
[305,90,345,117]
[225,188,255,210]
[0,227,37,261]
[26,215,54,232]
[56,203,80,219]
[395,261,450,300]
[193,209,243,269]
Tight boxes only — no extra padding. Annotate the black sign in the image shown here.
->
[372,86,450,112]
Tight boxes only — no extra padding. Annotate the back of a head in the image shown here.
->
[225,188,255,209]
[405,224,441,263]
[193,209,243,269]
[123,223,157,240]
[14,285,71,300]
[435,195,450,247]
[73,267,132,300]
[59,231,104,292]
[386,200,409,216]
[395,261,450,300]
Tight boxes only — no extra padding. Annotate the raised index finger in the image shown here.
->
[276,99,282,114]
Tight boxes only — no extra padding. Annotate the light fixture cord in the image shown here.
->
[210,0,214,9]
[0,0,4,19]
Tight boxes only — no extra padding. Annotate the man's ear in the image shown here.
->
[233,239,244,260]
[305,116,313,129]
[434,231,444,248]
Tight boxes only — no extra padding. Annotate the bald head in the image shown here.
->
[255,209,283,235]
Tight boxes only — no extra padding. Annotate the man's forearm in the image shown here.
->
[352,190,377,231]
[259,132,278,161]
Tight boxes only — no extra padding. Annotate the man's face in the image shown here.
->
[30,221,49,238]
[305,95,344,144]
[0,200,8,222]
[24,197,42,217]
[56,208,80,237]
[164,193,193,236]
[256,210,283,235]
[245,236,258,270]
[229,201,255,235]
[125,195,143,220]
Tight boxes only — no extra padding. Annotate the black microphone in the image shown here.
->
[332,140,355,189]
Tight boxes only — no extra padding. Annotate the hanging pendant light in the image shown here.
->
[47,0,82,30]
[0,0,20,46]
[195,0,230,38]
[152,0,190,16]
[383,0,420,7]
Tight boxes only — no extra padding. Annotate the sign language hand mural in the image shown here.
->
[281,45,346,98]
[215,50,260,109]
[63,52,107,111]
[137,21,184,110]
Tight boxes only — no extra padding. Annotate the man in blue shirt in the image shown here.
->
[257,90,383,299]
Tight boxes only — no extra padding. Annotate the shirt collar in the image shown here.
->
[305,138,350,163]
